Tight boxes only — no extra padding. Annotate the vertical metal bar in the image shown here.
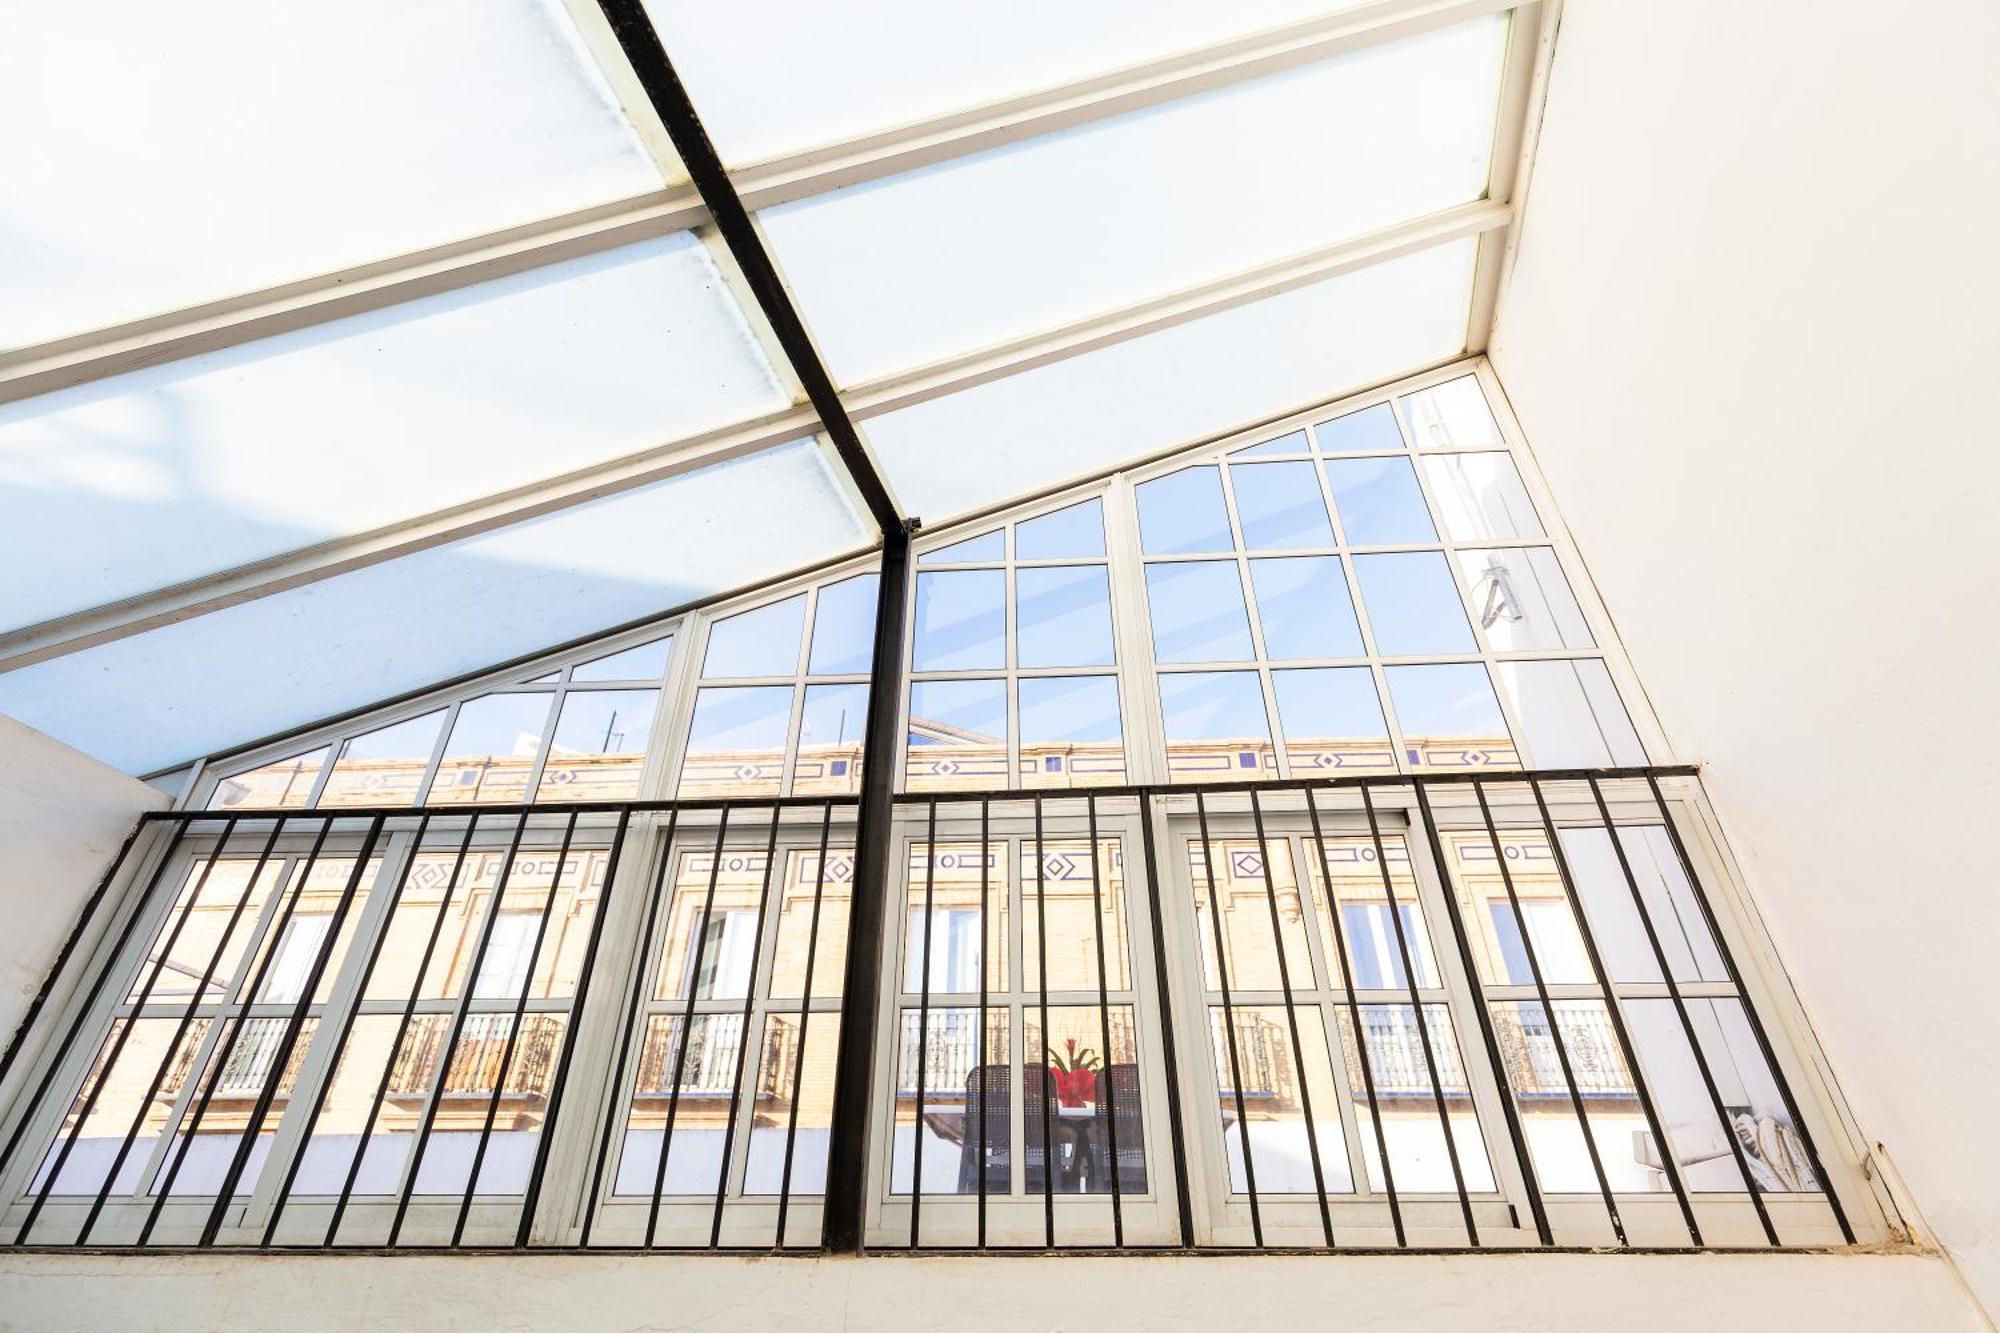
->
[710,808,782,1248]
[326,814,481,1247]
[774,801,835,1249]
[647,805,732,1248]
[1032,794,1056,1248]
[908,798,937,1248]
[822,530,912,1254]
[1643,774,1853,1244]
[1586,776,1779,1247]
[1194,791,1261,1247]
[580,809,678,1249]
[1136,797,1195,1248]
[1410,778,1549,1246]
[1470,779,1623,1244]
[139,816,340,1243]
[17,818,230,1244]
[80,819,285,1244]
[975,795,991,1250]
[516,808,633,1248]
[1084,794,1125,1246]
[261,813,431,1245]
[1302,789,1404,1246]
[200,815,385,1246]
[387,810,533,1247]
[1246,789,1332,1248]
[1357,783,1478,1245]
[1528,778,1700,1245]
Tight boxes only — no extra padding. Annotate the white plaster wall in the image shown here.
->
[1487,0,2000,1319]
[0,1251,1986,1333]
[0,717,165,1049]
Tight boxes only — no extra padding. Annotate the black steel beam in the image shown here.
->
[592,0,905,538]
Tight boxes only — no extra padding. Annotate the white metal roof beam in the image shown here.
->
[0,0,1533,406]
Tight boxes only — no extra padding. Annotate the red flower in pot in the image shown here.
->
[1047,1038,1101,1107]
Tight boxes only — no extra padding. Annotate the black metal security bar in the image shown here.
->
[0,769,1859,1252]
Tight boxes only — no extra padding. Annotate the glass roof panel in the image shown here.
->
[647,0,1377,166]
[0,233,786,635]
[1,0,672,349]
[761,16,1505,383]
[863,239,1477,523]
[0,443,867,774]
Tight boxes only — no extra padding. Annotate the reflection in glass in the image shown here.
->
[891,1007,1011,1196]
[679,685,791,796]
[572,635,673,682]
[1494,659,1644,769]
[1354,551,1475,655]
[1187,838,1312,991]
[1018,675,1125,788]
[1136,466,1233,554]
[654,849,770,1004]
[1398,375,1502,449]
[1383,664,1515,768]
[919,529,1005,564]
[1016,565,1114,668]
[1435,828,1593,986]
[429,692,551,806]
[807,574,880,675]
[704,594,807,678]
[538,689,657,801]
[1022,839,1130,993]
[1323,457,1437,544]
[209,746,328,810]
[1231,429,1311,459]
[1145,561,1254,663]
[913,569,1007,671]
[126,858,286,1006]
[1490,1000,1655,1192]
[1559,825,1727,987]
[1209,1006,1353,1195]
[903,843,1006,993]
[1421,452,1542,540]
[1338,1004,1495,1193]
[743,1012,844,1199]
[1020,1006,1144,1197]
[906,678,1008,791]
[1249,556,1362,660]
[1015,498,1106,560]
[1271,668,1391,774]
[613,1013,746,1197]
[1456,547,1592,650]
[318,710,446,807]
[794,683,868,795]
[768,846,854,1001]
[1157,671,1274,781]
[1228,461,1333,549]
[1306,835,1438,991]
[1315,402,1405,453]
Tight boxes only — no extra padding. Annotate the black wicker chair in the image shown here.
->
[1089,1063,1147,1194]
[956,1064,1012,1193]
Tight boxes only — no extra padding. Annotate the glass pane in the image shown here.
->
[861,240,1478,524]
[794,683,869,796]
[1315,402,1405,453]
[1018,676,1126,788]
[209,747,327,811]
[3,0,667,348]
[126,857,287,1007]
[1232,429,1311,459]
[1271,668,1392,775]
[1248,556,1363,660]
[1145,561,1254,663]
[318,711,446,808]
[1490,1000,1655,1192]
[1229,461,1334,549]
[1559,826,1727,987]
[679,686,791,797]
[1019,1006,1145,1197]
[1015,498,1107,560]
[654,847,772,1004]
[1435,828,1593,987]
[1338,1004,1495,1193]
[428,693,551,806]
[538,688,657,801]
[769,845,855,1002]
[1353,551,1476,655]
[1136,467,1234,554]
[1157,671,1275,781]
[1383,664,1516,769]
[613,1013,749,1197]
[906,679,1008,791]
[1399,375,1502,449]
[903,843,1007,994]
[760,18,1505,382]
[1421,452,1544,540]
[289,1011,423,1199]
[1023,839,1131,993]
[918,530,1005,565]
[1494,660,1645,769]
[807,574,880,675]
[705,595,807,679]
[371,845,598,1004]
[1457,548,1593,650]
[1187,838,1313,992]
[743,1011,844,1201]
[891,1007,1011,1196]
[1210,1006,1354,1194]
[1306,835,1438,992]
[1016,566,1114,668]
[573,636,674,683]
[1323,457,1437,545]
[912,570,1007,671]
